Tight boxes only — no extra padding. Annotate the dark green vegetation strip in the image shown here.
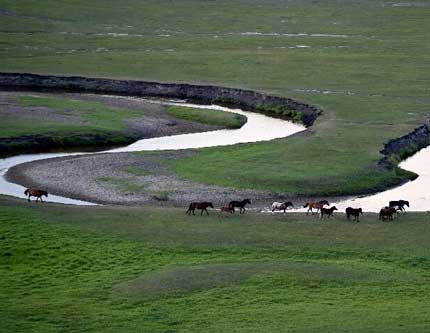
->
[1,0,429,195]
[167,105,247,129]
[1,197,430,332]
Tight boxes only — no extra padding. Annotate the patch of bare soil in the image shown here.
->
[6,151,287,207]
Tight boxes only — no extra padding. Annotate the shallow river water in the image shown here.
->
[0,97,429,212]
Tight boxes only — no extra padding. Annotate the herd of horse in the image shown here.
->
[185,197,410,221]
[23,187,409,221]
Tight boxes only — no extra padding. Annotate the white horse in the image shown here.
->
[271,201,294,213]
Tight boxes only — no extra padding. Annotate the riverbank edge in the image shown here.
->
[377,124,430,180]
[0,72,322,126]
[0,131,140,159]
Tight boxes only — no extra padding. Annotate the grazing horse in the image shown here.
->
[220,206,234,214]
[271,201,294,213]
[345,207,362,222]
[304,200,329,215]
[389,200,409,212]
[24,188,48,203]
[229,199,251,214]
[379,207,396,221]
[186,202,214,216]
[320,206,337,219]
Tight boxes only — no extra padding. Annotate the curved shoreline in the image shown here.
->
[0,72,322,126]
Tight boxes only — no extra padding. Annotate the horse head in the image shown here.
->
[43,191,48,197]
[358,208,363,214]
[332,206,338,211]
[208,202,214,208]
[321,200,330,206]
[245,199,251,205]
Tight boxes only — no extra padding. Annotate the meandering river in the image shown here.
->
[1,96,429,211]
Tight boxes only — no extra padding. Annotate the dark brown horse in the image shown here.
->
[389,200,409,212]
[379,207,396,221]
[304,200,329,215]
[229,199,251,214]
[320,206,337,219]
[24,188,48,203]
[345,207,362,222]
[186,202,214,215]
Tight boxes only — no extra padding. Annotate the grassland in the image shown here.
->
[167,105,247,129]
[1,95,143,138]
[1,0,429,195]
[1,196,429,332]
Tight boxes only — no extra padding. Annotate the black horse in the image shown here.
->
[345,207,362,222]
[320,206,337,219]
[186,202,214,215]
[389,200,409,212]
[229,199,251,214]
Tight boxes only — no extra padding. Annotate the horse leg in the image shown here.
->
[40,196,44,203]
[205,208,209,215]
[27,195,31,202]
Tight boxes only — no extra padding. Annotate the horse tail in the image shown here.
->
[24,189,29,196]
[303,203,309,208]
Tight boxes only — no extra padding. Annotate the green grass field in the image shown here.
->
[1,0,429,194]
[167,105,247,129]
[0,95,143,138]
[1,197,429,332]
[1,3,430,330]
